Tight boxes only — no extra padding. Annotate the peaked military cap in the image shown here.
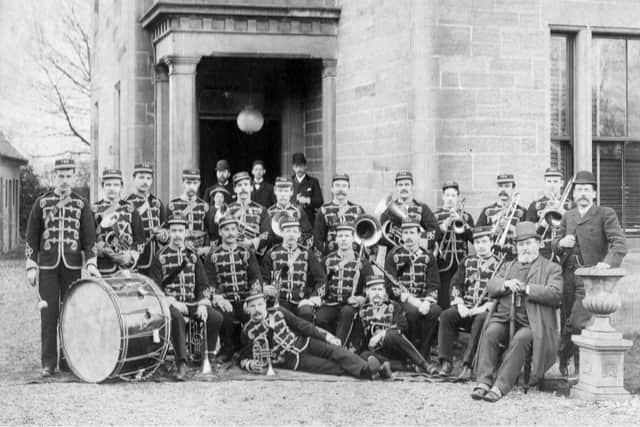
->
[182,169,201,180]
[395,171,413,183]
[101,168,123,181]
[232,171,251,186]
[496,173,516,184]
[54,158,75,171]
[133,162,153,176]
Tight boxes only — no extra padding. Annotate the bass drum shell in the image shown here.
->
[60,273,171,383]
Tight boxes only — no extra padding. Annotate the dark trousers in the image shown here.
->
[39,265,81,370]
[361,328,427,370]
[437,266,456,310]
[279,300,315,323]
[475,319,533,395]
[169,304,223,364]
[316,304,356,345]
[219,302,248,356]
[437,306,487,366]
[285,337,368,378]
[404,301,442,359]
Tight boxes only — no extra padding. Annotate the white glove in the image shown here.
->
[26,269,38,287]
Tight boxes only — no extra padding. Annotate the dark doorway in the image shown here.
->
[199,119,282,194]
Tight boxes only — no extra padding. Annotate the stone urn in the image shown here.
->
[576,267,625,334]
[571,267,631,400]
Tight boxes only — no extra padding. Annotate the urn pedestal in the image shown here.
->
[571,267,631,401]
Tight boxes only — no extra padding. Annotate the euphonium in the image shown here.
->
[270,211,287,239]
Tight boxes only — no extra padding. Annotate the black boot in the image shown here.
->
[175,361,187,381]
[438,360,453,377]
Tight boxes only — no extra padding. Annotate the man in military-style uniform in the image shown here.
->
[125,162,168,276]
[379,171,441,251]
[525,167,572,260]
[385,218,442,365]
[261,217,325,322]
[93,169,145,275]
[25,158,100,377]
[434,226,501,379]
[148,214,223,381]
[167,169,212,257]
[317,222,373,346]
[266,177,313,249]
[477,174,527,260]
[240,289,392,379]
[551,170,626,377]
[226,171,270,257]
[433,180,474,309]
[204,216,262,362]
[203,159,234,204]
[359,276,432,373]
[314,173,365,257]
[291,152,324,226]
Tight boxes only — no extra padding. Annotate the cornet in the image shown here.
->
[449,198,468,235]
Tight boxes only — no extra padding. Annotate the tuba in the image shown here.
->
[270,211,288,239]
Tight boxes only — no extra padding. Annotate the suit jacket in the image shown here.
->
[251,180,276,208]
[551,204,626,267]
[291,174,324,225]
[485,256,563,383]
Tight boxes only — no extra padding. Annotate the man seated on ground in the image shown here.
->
[434,226,501,380]
[471,221,562,402]
[359,276,432,373]
[148,214,223,381]
[240,288,392,380]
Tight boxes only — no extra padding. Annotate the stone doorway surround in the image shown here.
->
[140,0,340,200]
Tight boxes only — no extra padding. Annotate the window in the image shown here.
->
[592,36,640,234]
[550,34,574,177]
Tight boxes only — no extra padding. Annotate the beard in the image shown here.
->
[517,251,538,264]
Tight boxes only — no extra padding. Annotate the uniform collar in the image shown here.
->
[180,194,197,203]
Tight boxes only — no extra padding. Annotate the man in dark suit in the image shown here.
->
[551,170,626,376]
[291,152,323,225]
[250,160,276,208]
[204,159,234,204]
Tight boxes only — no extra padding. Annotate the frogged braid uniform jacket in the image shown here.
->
[449,254,500,307]
[204,244,262,303]
[226,200,270,253]
[261,244,326,304]
[148,245,210,303]
[125,193,168,270]
[433,208,474,266]
[314,201,365,255]
[359,300,408,339]
[384,246,440,300]
[240,306,328,369]
[92,199,145,274]
[525,196,572,258]
[25,190,97,270]
[379,199,442,249]
[266,202,313,249]
[320,251,373,304]
[167,196,212,248]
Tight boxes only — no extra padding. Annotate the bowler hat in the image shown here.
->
[515,221,540,242]
[292,152,307,165]
[573,170,597,187]
[216,159,230,171]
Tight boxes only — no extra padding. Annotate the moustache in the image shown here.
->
[336,191,347,196]
[577,195,590,202]
[498,190,509,197]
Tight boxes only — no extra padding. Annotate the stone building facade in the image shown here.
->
[91,0,640,243]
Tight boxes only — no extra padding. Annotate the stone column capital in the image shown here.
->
[163,56,201,75]
[322,58,337,78]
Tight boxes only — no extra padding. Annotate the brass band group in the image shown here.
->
[25,152,627,402]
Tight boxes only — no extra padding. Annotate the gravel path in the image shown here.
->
[2,257,639,426]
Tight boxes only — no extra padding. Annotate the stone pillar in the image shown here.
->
[155,64,170,202]
[573,29,593,172]
[571,267,632,401]
[164,56,200,196]
[322,58,337,199]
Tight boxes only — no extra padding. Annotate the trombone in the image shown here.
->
[541,175,575,236]
[491,193,521,248]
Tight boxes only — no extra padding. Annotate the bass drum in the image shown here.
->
[60,273,171,383]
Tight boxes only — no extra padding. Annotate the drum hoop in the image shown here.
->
[60,277,126,383]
